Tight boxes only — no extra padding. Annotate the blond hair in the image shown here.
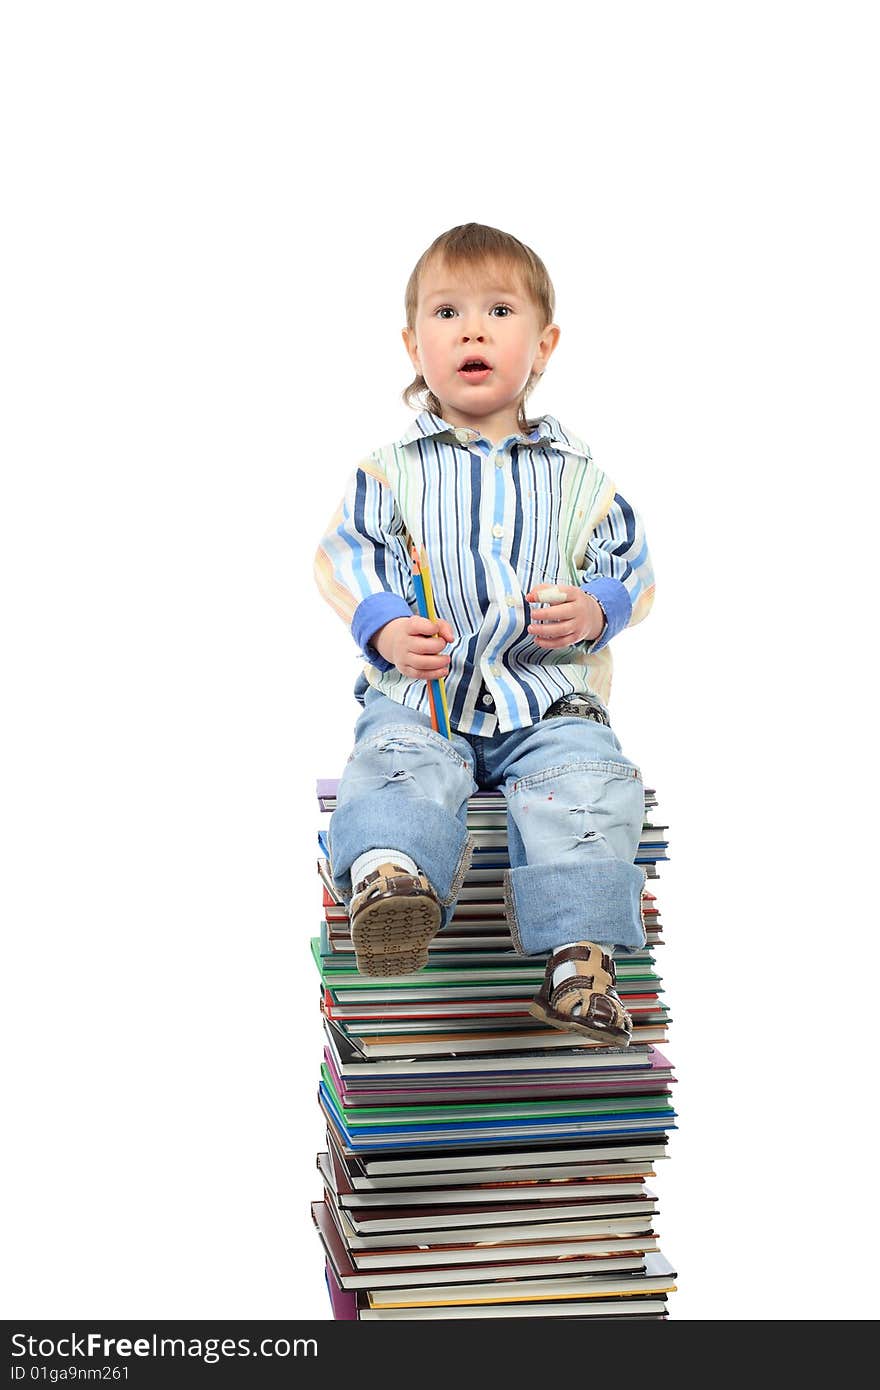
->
[402,223,556,435]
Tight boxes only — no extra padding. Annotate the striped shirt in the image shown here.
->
[314,410,654,735]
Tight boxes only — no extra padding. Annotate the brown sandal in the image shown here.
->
[527,942,633,1047]
[350,863,442,976]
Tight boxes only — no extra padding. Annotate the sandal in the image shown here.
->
[527,942,633,1047]
[349,862,442,976]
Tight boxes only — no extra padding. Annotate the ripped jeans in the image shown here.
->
[328,686,647,957]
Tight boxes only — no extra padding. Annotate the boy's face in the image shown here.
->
[402,256,560,438]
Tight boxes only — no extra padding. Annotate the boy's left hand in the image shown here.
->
[524,585,605,648]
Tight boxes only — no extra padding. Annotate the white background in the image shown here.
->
[2,1,877,1320]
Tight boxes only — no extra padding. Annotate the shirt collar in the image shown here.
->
[395,410,573,451]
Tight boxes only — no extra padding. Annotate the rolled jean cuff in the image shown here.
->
[504,859,647,956]
[328,794,474,906]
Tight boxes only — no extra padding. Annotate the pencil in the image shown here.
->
[410,545,450,738]
[419,545,452,737]
[410,554,441,733]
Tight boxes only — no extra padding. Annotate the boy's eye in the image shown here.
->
[434,304,513,319]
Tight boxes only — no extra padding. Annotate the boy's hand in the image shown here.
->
[525,585,605,648]
[372,615,454,680]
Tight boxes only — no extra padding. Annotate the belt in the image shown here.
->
[542,694,610,727]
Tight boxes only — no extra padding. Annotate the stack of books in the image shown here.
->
[311,780,677,1320]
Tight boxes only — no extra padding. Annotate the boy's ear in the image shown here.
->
[402,326,421,371]
[534,322,561,373]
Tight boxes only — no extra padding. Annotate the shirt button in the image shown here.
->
[454,427,471,444]
[505,593,517,606]
[481,693,494,707]
[491,662,503,675]
[495,458,504,469]
[492,523,504,538]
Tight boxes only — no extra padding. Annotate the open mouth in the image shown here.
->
[458,359,492,376]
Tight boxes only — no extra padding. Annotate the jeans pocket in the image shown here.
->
[509,759,641,794]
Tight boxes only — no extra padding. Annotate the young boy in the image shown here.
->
[314,223,654,1047]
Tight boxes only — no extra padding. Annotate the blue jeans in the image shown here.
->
[328,687,647,956]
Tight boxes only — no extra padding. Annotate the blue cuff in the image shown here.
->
[352,592,412,670]
[581,577,632,653]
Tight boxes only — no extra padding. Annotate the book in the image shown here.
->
[329,1127,670,1181]
[322,998,668,1028]
[322,1017,658,1077]
[325,1046,676,1108]
[335,1203,659,1251]
[347,1232,661,1270]
[328,1128,664,1184]
[324,1186,660,1236]
[332,1022,669,1060]
[358,1297,669,1320]
[312,1200,649,1290]
[364,1252,677,1309]
[318,1150,654,1209]
[323,1260,359,1320]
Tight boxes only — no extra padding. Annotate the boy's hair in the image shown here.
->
[402,222,556,435]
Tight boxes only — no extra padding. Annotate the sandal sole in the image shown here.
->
[527,998,632,1049]
[351,896,441,977]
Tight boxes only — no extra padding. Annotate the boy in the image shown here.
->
[314,223,654,1046]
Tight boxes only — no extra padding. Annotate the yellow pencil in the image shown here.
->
[419,545,452,737]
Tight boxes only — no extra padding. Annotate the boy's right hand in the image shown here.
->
[372,616,454,680]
